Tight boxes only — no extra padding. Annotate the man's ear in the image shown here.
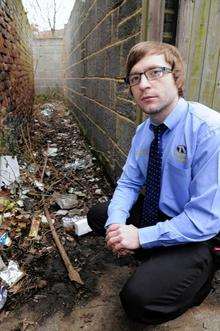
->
[129,87,133,97]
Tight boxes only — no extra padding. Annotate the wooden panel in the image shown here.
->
[199,0,220,108]
[212,52,220,111]
[186,0,211,101]
[175,0,195,86]
[141,0,165,41]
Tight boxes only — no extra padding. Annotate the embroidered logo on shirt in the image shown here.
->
[175,145,187,163]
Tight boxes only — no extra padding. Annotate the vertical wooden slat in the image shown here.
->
[213,51,220,111]
[175,0,195,91]
[185,0,211,101]
[199,0,220,108]
[141,0,165,41]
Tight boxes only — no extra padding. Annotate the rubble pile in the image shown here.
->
[0,100,116,321]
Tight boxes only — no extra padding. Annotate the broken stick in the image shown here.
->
[44,207,84,285]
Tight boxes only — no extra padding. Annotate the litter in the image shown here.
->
[94,189,102,195]
[0,286,7,309]
[55,194,78,210]
[16,200,24,207]
[0,233,12,247]
[63,217,75,233]
[47,146,58,157]
[41,103,55,116]
[0,256,6,270]
[55,209,68,216]
[41,214,54,226]
[29,216,41,238]
[62,216,92,236]
[0,260,24,287]
[0,156,20,187]
[33,180,44,191]
[0,198,15,212]
[64,158,88,171]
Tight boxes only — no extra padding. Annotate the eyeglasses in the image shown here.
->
[124,67,172,87]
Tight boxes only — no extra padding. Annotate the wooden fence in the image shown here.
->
[142,0,220,111]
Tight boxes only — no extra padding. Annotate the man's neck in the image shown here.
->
[150,97,179,125]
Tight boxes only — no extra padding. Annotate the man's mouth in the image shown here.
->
[141,96,157,102]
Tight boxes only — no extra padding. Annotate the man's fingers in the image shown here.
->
[105,229,120,242]
[112,242,124,252]
[117,249,130,256]
[106,235,121,248]
[106,224,121,233]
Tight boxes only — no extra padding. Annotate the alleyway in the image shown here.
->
[0,99,220,330]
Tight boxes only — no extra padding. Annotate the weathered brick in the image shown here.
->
[111,9,119,42]
[86,98,117,139]
[120,33,141,72]
[116,117,136,154]
[0,0,34,154]
[115,80,132,100]
[119,0,142,21]
[114,145,127,169]
[98,16,112,50]
[115,97,137,121]
[105,44,121,77]
[118,12,142,40]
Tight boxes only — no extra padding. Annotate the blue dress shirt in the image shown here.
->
[106,98,220,248]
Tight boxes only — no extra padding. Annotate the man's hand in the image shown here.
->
[105,224,140,254]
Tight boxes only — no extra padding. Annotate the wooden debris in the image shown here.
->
[29,216,41,238]
[44,207,84,285]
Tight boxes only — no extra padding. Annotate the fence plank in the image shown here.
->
[213,51,220,111]
[199,0,220,109]
[185,0,211,101]
[175,0,195,92]
[142,0,165,41]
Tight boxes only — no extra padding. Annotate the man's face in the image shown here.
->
[130,54,179,123]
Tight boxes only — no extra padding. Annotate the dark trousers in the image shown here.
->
[87,195,214,325]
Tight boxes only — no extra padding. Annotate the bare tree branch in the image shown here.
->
[32,0,59,34]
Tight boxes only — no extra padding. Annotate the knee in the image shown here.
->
[120,279,148,321]
[87,205,99,231]
[87,202,109,236]
[87,205,98,226]
[120,279,180,324]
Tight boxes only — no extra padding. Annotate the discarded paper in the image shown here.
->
[0,261,24,287]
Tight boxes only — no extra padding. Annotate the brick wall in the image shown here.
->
[63,0,142,181]
[33,32,64,95]
[0,0,34,155]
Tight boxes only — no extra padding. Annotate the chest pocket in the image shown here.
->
[163,158,191,205]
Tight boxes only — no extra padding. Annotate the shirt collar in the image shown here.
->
[149,98,188,131]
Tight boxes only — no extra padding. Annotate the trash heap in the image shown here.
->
[0,101,114,318]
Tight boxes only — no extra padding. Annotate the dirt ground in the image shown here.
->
[0,100,220,330]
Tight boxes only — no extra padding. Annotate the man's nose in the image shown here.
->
[139,73,151,89]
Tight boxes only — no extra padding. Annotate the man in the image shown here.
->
[87,41,220,325]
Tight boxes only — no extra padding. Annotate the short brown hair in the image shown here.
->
[126,41,184,96]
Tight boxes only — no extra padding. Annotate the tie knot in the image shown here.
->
[150,123,167,136]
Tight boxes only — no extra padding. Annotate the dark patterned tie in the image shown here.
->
[141,123,168,226]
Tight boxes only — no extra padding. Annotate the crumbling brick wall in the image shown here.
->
[63,0,142,181]
[0,0,34,155]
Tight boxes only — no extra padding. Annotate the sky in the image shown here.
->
[22,0,75,31]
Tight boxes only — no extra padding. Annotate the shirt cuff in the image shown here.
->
[105,211,127,228]
[138,226,161,249]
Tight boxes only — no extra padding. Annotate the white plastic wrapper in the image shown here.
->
[0,286,7,309]
[0,261,24,287]
[0,156,20,187]
[62,216,92,236]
